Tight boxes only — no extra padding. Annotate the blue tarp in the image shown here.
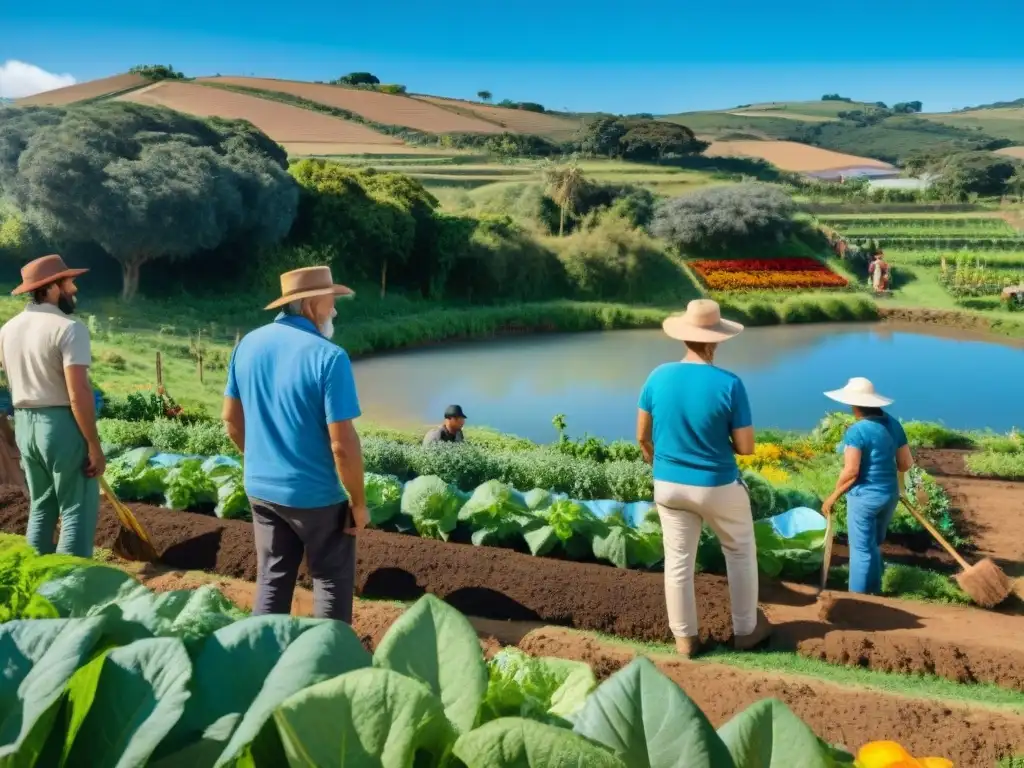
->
[140,452,826,539]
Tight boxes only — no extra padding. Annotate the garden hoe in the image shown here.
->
[815,510,837,621]
[899,495,1012,609]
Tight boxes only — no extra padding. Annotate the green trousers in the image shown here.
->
[14,407,98,558]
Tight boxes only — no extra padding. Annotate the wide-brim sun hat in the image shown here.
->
[11,254,89,296]
[662,299,744,343]
[824,377,893,408]
[264,266,354,310]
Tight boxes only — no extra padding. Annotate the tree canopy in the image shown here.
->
[0,102,297,299]
[576,117,707,160]
[128,65,185,81]
[651,183,796,253]
[334,72,380,86]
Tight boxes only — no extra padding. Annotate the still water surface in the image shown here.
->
[353,323,1024,442]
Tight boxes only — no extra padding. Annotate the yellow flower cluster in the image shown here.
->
[857,741,952,768]
[736,443,813,474]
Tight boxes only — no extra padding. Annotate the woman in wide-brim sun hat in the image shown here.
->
[636,299,772,658]
[821,377,914,595]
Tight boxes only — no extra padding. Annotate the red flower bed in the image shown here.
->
[690,257,848,291]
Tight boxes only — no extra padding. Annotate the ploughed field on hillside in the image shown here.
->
[195,76,506,134]
[117,81,404,149]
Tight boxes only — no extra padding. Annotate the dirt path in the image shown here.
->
[4,486,1024,693]
[918,449,1024,578]
[130,567,1024,767]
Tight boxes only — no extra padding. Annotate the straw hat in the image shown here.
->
[264,266,354,310]
[824,377,893,408]
[662,299,744,343]
[11,255,88,296]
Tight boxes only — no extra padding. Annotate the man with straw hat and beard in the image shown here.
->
[821,377,914,595]
[222,266,368,622]
[636,299,772,657]
[0,255,103,557]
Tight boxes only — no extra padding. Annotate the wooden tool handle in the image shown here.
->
[899,495,970,570]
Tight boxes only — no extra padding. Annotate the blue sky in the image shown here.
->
[5,0,1023,113]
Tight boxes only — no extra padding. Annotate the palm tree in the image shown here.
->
[543,159,587,236]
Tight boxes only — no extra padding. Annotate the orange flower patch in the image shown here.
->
[690,257,849,291]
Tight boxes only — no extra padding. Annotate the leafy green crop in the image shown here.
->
[364,472,403,525]
[1,582,855,767]
[458,480,533,546]
[400,475,464,541]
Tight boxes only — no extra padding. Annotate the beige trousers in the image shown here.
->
[654,479,758,638]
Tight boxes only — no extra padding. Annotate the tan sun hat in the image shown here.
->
[824,377,893,408]
[11,255,88,296]
[662,299,744,343]
[264,266,354,311]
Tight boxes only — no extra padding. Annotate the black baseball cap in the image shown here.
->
[444,405,467,419]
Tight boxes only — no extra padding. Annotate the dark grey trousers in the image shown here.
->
[249,497,356,623]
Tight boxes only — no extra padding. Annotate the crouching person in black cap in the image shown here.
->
[423,405,467,446]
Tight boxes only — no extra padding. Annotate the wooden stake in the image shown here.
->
[155,352,164,394]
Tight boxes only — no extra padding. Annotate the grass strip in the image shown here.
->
[588,628,1024,713]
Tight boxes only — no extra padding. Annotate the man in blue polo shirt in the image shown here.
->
[222,266,367,622]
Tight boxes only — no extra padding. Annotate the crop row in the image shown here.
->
[2,538,933,768]
[689,258,848,291]
[856,236,1024,251]
[821,216,1014,231]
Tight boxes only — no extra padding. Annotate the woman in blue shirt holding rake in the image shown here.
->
[821,378,915,594]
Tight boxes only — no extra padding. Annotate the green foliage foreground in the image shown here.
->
[0,537,858,767]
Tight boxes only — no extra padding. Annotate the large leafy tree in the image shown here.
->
[289,159,439,297]
[0,102,298,300]
[576,117,706,160]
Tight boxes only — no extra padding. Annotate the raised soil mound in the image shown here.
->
[1,486,1023,692]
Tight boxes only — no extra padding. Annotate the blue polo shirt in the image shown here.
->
[225,313,361,508]
[638,362,752,487]
[840,415,908,499]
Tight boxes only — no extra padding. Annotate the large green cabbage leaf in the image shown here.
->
[454,717,625,768]
[480,648,596,725]
[373,594,488,735]
[458,480,533,547]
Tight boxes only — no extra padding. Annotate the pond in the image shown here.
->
[353,322,1024,442]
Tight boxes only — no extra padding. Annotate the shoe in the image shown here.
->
[734,610,773,651]
[674,635,705,658]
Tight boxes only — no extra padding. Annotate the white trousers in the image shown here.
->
[654,479,758,638]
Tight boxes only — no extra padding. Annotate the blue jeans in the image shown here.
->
[846,492,898,595]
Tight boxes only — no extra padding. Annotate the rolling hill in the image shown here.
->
[12,75,1024,171]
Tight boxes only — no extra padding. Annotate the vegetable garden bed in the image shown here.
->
[2,485,1023,694]
[6,537,1021,768]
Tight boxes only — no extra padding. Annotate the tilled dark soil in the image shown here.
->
[518,628,1024,768]
[3,485,1024,692]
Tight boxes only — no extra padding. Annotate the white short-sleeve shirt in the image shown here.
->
[0,303,91,408]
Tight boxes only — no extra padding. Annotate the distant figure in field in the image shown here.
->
[821,378,914,594]
[423,405,467,446]
[636,299,772,658]
[868,252,890,293]
[222,266,367,623]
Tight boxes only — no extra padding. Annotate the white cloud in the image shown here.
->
[0,60,77,99]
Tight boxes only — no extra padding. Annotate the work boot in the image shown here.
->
[674,635,705,658]
[734,610,773,651]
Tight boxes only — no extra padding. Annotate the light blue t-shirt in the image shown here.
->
[638,362,752,487]
[225,314,361,508]
[840,414,908,499]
